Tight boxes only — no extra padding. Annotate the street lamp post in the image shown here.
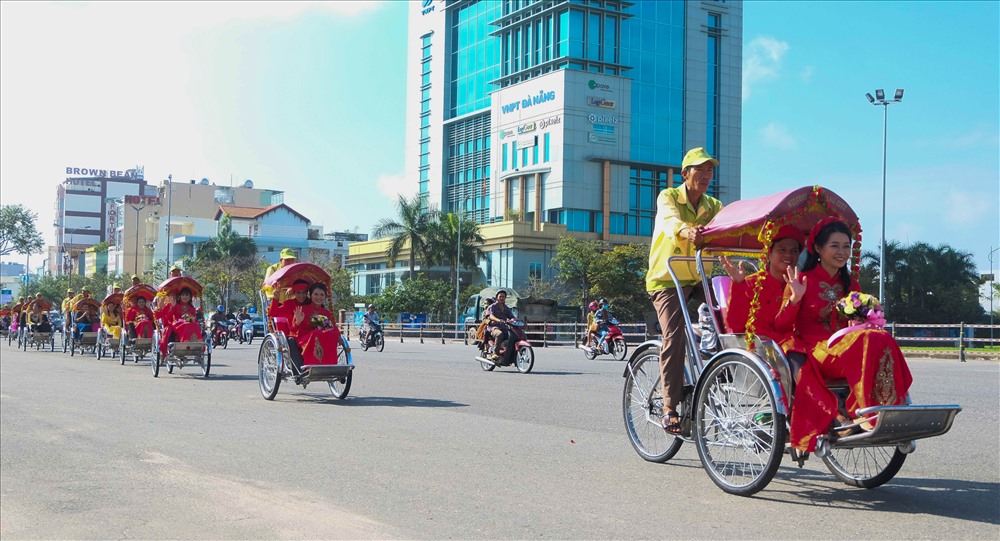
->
[165,174,173,279]
[988,246,999,345]
[865,88,904,308]
[130,203,149,274]
[454,197,472,339]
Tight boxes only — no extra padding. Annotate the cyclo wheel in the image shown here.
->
[258,334,281,400]
[623,346,683,463]
[693,354,786,496]
[202,348,211,377]
[822,445,907,489]
[329,337,352,399]
[120,337,127,365]
[151,331,161,377]
[375,333,384,352]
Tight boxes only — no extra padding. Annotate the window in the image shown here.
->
[543,133,550,162]
[502,143,508,171]
[511,141,518,168]
[529,262,542,280]
[532,144,538,165]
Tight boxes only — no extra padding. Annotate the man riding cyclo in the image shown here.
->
[11,296,27,336]
[262,248,297,302]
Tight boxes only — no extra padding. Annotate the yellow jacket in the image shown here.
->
[646,185,723,291]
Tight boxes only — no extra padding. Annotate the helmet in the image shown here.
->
[588,301,599,312]
[367,304,375,310]
[599,298,608,305]
[217,305,224,312]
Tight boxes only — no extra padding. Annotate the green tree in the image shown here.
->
[372,194,437,281]
[424,212,486,320]
[0,204,45,257]
[550,236,608,321]
[187,214,259,310]
[374,273,454,322]
[590,243,650,322]
[861,241,984,323]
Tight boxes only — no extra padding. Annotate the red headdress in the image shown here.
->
[806,216,846,254]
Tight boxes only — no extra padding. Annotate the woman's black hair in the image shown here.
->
[802,220,852,292]
[177,287,193,300]
[308,282,328,295]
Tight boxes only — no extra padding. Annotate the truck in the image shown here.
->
[462,287,559,342]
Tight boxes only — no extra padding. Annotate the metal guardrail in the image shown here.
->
[338,321,999,361]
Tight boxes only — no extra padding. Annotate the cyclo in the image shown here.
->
[151,276,211,378]
[96,293,123,360]
[257,263,353,400]
[119,284,156,365]
[68,296,101,357]
[21,297,56,352]
[622,186,962,496]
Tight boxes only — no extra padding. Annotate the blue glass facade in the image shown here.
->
[450,2,502,117]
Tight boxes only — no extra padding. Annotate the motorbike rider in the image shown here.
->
[484,290,516,360]
[208,304,228,342]
[593,298,613,352]
[361,304,381,343]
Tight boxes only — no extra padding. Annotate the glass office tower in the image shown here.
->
[391,0,740,291]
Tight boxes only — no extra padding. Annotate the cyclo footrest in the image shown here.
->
[300,364,353,381]
[835,404,962,447]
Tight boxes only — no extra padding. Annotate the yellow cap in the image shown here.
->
[280,248,297,260]
[681,147,719,170]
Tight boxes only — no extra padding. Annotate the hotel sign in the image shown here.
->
[124,195,161,205]
[65,165,144,179]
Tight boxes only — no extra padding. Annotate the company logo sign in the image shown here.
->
[587,96,616,109]
[588,79,611,92]
[588,133,616,145]
[501,90,557,115]
[421,0,435,15]
[518,121,536,134]
[538,115,561,129]
[587,113,619,124]
[499,128,515,140]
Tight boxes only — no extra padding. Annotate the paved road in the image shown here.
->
[1,336,998,539]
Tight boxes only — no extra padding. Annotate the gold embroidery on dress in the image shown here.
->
[314,340,324,361]
[873,348,897,405]
[817,281,843,331]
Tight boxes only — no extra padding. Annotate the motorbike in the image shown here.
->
[475,319,534,373]
[583,318,627,361]
[210,321,229,349]
[227,319,240,342]
[239,318,254,345]
[358,323,384,352]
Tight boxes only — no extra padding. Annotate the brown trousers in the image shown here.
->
[649,285,704,410]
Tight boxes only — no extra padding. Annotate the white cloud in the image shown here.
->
[760,122,796,150]
[742,36,789,101]
[800,66,814,83]
[375,172,417,201]
[944,191,993,226]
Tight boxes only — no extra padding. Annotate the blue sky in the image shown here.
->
[1,1,997,282]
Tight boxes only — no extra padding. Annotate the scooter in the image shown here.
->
[475,319,534,373]
[240,318,254,345]
[582,318,627,361]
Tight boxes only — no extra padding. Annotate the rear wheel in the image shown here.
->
[822,445,907,488]
[202,350,211,377]
[375,333,384,352]
[120,338,127,365]
[693,355,786,496]
[152,350,160,378]
[258,335,281,400]
[515,345,534,374]
[612,338,628,361]
[623,347,683,463]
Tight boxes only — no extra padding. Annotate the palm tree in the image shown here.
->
[426,212,486,289]
[372,194,437,281]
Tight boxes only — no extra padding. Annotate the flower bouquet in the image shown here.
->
[310,314,334,330]
[836,292,885,328]
[180,313,196,324]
